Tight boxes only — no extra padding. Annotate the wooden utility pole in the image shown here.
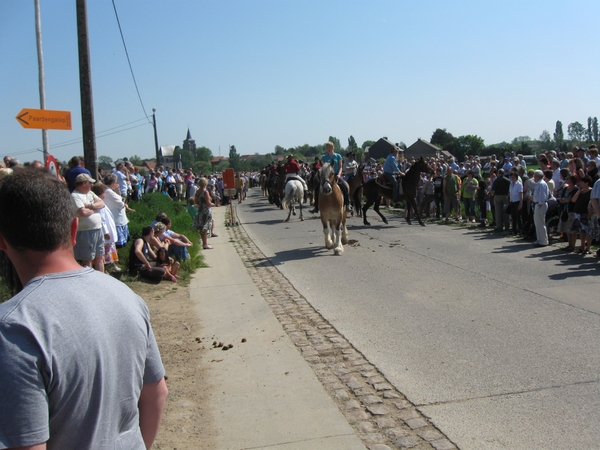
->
[76,0,98,178]
[34,0,49,163]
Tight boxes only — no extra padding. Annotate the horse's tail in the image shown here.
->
[282,181,300,210]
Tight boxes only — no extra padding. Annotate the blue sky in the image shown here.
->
[1,0,599,164]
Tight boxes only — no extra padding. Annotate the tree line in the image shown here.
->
[97,116,599,174]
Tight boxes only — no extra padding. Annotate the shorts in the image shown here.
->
[74,229,104,261]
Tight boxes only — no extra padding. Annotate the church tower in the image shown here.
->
[183,128,197,159]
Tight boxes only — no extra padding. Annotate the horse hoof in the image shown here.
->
[293,211,296,215]
[301,217,304,221]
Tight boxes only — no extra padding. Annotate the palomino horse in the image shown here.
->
[318,163,348,255]
[282,179,304,222]
[355,157,429,227]
[259,173,268,196]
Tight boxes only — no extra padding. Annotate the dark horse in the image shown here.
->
[354,157,429,227]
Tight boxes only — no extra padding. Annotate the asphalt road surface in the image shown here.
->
[234,189,600,449]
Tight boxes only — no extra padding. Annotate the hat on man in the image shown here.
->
[347,151,354,157]
[287,154,294,159]
[75,173,96,184]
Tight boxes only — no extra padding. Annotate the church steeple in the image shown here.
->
[183,128,197,159]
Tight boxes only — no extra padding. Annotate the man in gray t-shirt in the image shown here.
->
[0,169,167,449]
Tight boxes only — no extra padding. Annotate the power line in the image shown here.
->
[111,0,151,123]
[17,117,151,155]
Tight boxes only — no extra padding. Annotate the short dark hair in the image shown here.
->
[91,182,106,197]
[155,212,168,222]
[0,169,75,252]
[141,226,154,237]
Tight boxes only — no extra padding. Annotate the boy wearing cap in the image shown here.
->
[71,173,106,271]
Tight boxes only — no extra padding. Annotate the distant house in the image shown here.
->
[210,156,228,167]
[405,139,443,160]
[365,137,397,161]
[159,145,175,164]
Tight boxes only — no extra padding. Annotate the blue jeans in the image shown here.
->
[384,172,398,202]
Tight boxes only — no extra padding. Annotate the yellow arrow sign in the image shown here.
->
[16,108,72,130]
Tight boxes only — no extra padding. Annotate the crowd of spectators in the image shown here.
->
[0,154,239,283]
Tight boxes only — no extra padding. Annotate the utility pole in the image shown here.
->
[76,0,98,178]
[152,108,160,165]
[34,0,49,163]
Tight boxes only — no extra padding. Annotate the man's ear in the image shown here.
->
[70,218,79,247]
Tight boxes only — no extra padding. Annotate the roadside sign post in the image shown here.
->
[15,108,72,130]
[222,168,237,226]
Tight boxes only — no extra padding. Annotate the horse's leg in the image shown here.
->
[362,190,373,226]
[405,198,412,225]
[356,187,362,218]
[412,197,425,226]
[299,199,303,221]
[285,206,292,222]
[333,218,344,255]
[373,195,389,225]
[322,217,334,249]
[341,210,348,245]
[292,203,296,215]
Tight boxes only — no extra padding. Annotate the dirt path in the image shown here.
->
[131,280,216,449]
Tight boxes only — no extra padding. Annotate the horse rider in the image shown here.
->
[312,141,350,214]
[343,151,358,183]
[283,154,309,203]
[311,156,322,173]
[383,146,405,208]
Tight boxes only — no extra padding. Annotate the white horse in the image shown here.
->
[282,179,304,222]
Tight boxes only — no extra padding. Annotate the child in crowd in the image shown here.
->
[155,247,180,282]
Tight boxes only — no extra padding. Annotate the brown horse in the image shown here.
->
[318,163,348,255]
[355,157,429,227]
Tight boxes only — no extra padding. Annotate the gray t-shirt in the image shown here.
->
[0,268,165,449]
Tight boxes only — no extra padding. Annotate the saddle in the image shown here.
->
[375,174,393,189]
[285,175,304,184]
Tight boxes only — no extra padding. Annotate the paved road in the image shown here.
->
[234,189,600,449]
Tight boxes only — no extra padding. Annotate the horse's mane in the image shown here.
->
[320,163,334,180]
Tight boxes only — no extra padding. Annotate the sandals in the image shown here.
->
[211,233,218,237]
[203,245,213,250]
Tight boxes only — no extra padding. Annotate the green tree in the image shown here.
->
[328,136,342,152]
[456,135,485,160]
[274,145,286,155]
[511,136,531,145]
[347,135,358,153]
[539,130,552,150]
[192,161,213,176]
[568,121,586,143]
[128,155,144,166]
[195,146,213,162]
[554,121,564,147]
[361,140,376,150]
[228,145,241,171]
[173,147,194,169]
[98,155,114,170]
[430,128,456,150]
[593,117,599,143]
[587,117,594,143]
